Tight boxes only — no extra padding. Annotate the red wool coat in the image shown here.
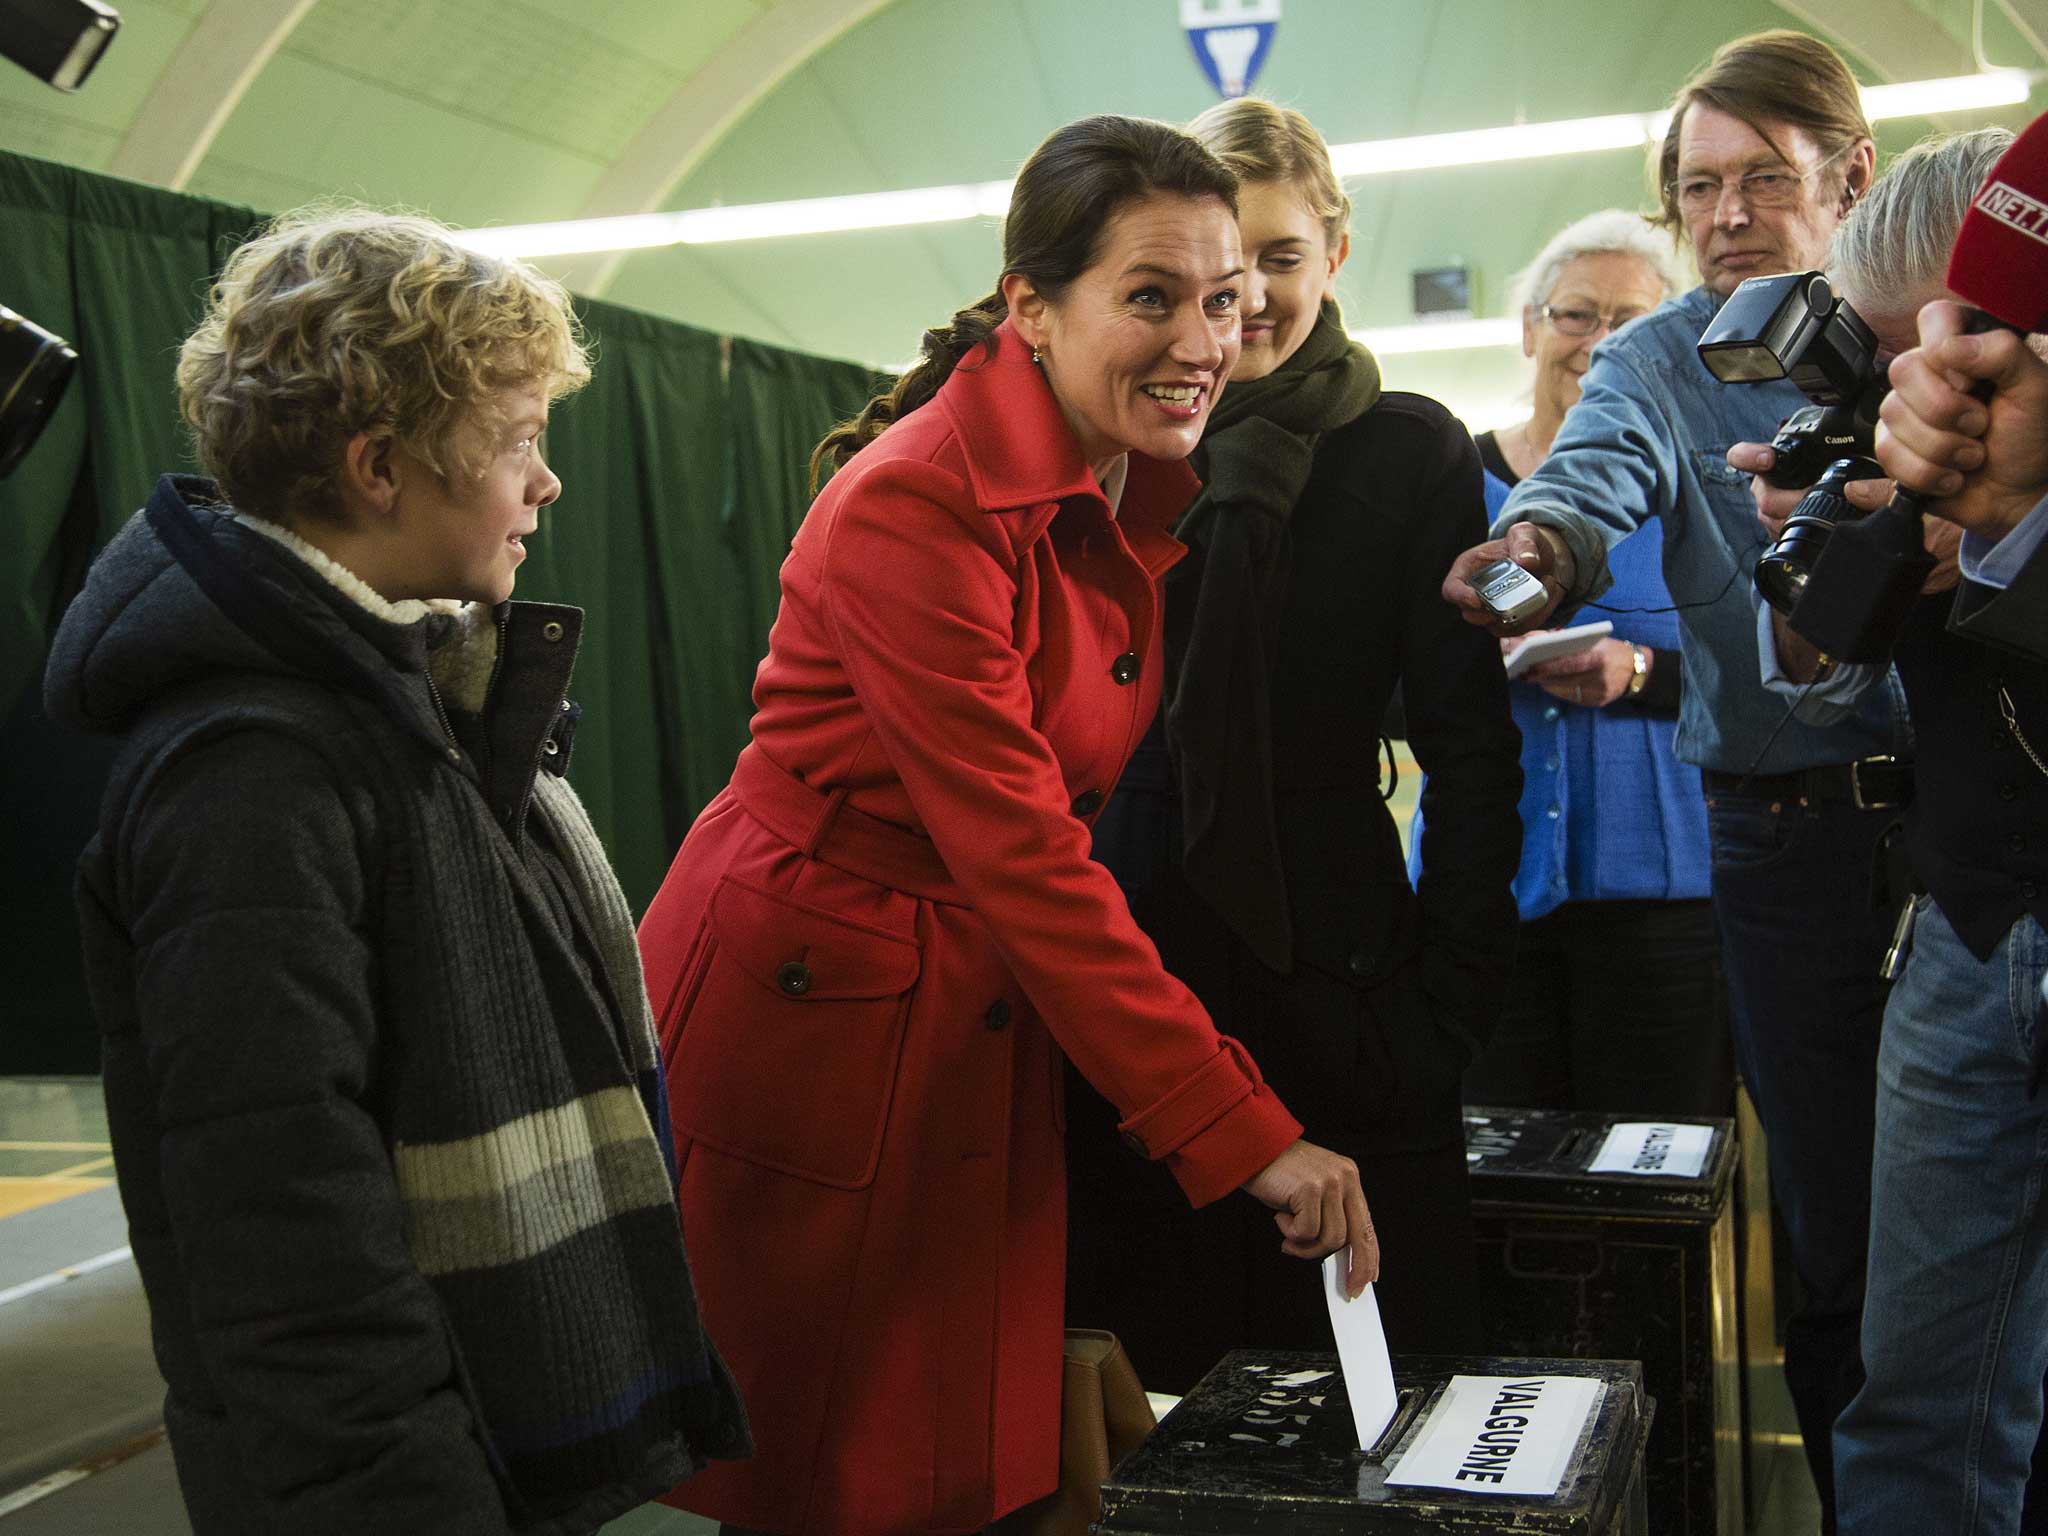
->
[640,322,1302,1535]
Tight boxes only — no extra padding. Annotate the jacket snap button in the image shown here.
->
[1070,788,1105,816]
[1119,1130,1148,1158]
[984,998,1012,1031]
[1347,950,1373,978]
[543,739,560,756]
[775,960,813,997]
[1110,652,1140,685]
[444,746,461,764]
[542,621,565,642]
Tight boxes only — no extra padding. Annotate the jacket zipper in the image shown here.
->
[422,670,459,756]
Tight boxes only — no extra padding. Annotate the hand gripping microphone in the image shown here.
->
[1786,111,2048,662]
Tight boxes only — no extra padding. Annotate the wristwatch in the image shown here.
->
[1625,643,1650,698]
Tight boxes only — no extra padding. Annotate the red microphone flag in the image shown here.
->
[1948,110,2048,333]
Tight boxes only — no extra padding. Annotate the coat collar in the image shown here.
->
[932,319,1199,576]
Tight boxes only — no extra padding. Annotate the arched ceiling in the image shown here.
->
[5,0,2046,424]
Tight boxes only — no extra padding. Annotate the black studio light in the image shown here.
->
[0,0,114,477]
[0,0,120,92]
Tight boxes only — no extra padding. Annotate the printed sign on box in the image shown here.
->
[1385,1373,1603,1497]
[1587,1121,1713,1179]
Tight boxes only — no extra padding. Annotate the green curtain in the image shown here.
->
[0,154,257,707]
[722,338,890,669]
[519,301,738,912]
[0,149,889,1071]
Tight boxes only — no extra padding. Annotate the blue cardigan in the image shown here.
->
[1408,462,1710,919]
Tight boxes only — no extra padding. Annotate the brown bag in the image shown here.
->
[999,1329,1158,1536]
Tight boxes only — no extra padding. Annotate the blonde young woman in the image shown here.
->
[1072,98,1523,1389]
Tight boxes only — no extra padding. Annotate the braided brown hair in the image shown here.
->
[811,114,1238,486]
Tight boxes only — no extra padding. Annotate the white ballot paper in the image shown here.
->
[1385,1373,1603,1497]
[1321,1256,1397,1450]
[1587,1121,1713,1179]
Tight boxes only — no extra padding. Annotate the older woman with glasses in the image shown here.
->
[1410,210,1731,1121]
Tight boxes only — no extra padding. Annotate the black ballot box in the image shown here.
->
[1463,1108,1741,1536]
[1095,1349,1652,1534]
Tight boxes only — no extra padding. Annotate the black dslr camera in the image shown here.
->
[0,306,79,479]
[1699,270,1886,493]
[1698,272,1933,659]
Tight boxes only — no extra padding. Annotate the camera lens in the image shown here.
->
[0,304,80,480]
[1754,457,1877,615]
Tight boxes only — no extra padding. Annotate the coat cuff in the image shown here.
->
[1116,1037,1303,1208]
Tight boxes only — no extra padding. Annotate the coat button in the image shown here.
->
[542,620,565,642]
[2009,833,2028,854]
[775,960,813,997]
[1071,788,1105,816]
[984,998,1012,1031]
[2002,783,2020,801]
[1120,1130,1148,1158]
[1348,950,1373,978]
[1110,652,1140,685]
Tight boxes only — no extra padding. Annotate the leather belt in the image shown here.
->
[1703,755,1913,811]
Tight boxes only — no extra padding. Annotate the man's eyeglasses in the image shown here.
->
[1668,148,1849,216]
[1539,304,1648,339]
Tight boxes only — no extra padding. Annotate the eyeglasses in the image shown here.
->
[1538,303,1649,339]
[1667,148,1849,216]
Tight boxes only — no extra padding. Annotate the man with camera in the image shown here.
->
[1440,32,1894,1524]
[1737,129,2048,1532]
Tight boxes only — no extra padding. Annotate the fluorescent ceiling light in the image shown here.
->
[1862,70,2032,118]
[452,70,2037,259]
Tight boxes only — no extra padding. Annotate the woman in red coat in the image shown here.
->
[639,115,1377,1536]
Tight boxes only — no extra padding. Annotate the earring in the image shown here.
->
[1032,347,1043,366]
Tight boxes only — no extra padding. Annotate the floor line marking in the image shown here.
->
[0,1142,111,1153]
[0,1246,134,1310]
[44,1156,116,1179]
[0,1426,167,1519]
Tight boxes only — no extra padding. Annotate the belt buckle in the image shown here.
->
[1851,754,1901,812]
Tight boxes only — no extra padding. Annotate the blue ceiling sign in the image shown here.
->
[1180,0,1281,100]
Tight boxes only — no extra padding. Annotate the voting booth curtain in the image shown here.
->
[0,150,886,1072]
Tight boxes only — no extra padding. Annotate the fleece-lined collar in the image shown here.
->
[230,513,502,713]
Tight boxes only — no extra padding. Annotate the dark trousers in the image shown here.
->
[1707,792,1894,1534]
[1065,1077,1477,1394]
[1064,864,1479,1395]
[1464,896,1732,1119]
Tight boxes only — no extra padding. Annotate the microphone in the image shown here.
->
[1786,111,2048,662]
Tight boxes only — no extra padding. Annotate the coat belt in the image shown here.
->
[730,744,966,904]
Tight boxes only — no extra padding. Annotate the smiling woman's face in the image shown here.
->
[1526,252,1668,421]
[1231,176,1346,383]
[1010,191,1245,467]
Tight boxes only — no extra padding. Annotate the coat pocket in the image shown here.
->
[667,876,921,1190]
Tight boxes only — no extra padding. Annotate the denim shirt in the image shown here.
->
[1494,284,1899,773]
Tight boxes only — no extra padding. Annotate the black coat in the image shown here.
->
[45,478,747,1535]
[1069,393,1523,1384]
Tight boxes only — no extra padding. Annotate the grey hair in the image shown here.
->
[1512,208,1689,314]
[1828,127,2014,300]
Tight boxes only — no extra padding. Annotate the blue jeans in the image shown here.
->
[1836,903,2048,1536]
[1708,793,1896,1531]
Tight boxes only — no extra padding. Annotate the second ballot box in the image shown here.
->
[1095,1348,1652,1535]
[1463,1108,1741,1536]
